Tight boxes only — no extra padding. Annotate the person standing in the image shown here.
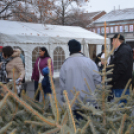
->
[108,34,133,103]
[0,46,25,96]
[42,67,51,95]
[95,45,104,71]
[60,39,101,119]
[0,46,4,62]
[31,47,53,101]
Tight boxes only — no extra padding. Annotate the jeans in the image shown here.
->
[34,81,51,101]
[113,89,130,103]
[34,81,40,101]
[73,110,83,120]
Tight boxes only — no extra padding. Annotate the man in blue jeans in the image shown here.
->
[108,34,133,103]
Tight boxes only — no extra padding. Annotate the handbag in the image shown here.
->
[38,58,44,83]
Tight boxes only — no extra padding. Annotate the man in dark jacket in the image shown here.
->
[108,34,133,103]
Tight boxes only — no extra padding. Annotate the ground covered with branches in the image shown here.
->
[0,58,134,134]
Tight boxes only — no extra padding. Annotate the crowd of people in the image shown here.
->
[0,33,133,115]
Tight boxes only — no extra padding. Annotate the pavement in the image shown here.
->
[24,78,134,116]
[25,78,62,103]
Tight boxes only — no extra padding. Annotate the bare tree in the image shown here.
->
[35,0,56,23]
[46,0,89,27]
[66,9,91,28]
[0,0,89,25]
[0,0,38,21]
[0,0,55,23]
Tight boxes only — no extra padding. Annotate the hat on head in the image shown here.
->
[0,46,3,49]
[42,67,49,75]
[112,33,125,40]
[68,39,81,53]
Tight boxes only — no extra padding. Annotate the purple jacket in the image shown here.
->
[32,57,53,81]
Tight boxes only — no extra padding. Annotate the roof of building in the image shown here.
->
[94,8,134,23]
[83,11,105,20]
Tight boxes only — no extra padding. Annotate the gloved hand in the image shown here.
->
[16,78,22,85]
[98,62,101,67]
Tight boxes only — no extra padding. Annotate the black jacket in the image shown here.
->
[108,43,133,89]
[42,75,52,94]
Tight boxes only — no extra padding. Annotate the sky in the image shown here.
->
[83,0,134,13]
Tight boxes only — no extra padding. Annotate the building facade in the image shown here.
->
[89,8,134,49]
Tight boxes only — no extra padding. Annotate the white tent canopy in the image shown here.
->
[0,20,109,44]
[0,20,110,81]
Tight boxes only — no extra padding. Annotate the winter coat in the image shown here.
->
[0,49,25,80]
[0,52,4,62]
[42,67,51,94]
[60,53,101,104]
[108,43,133,89]
[32,57,53,82]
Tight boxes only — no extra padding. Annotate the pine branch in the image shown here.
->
[0,83,56,127]
[10,129,17,134]
[63,90,76,133]
[39,127,60,134]
[61,91,79,126]
[119,114,127,134]
[48,58,60,123]
[0,121,12,134]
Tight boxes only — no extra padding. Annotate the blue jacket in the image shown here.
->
[42,67,51,94]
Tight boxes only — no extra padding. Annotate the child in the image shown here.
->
[42,67,52,95]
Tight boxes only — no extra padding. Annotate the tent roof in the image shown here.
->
[0,20,109,44]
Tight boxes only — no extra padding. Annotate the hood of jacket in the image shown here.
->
[12,49,21,58]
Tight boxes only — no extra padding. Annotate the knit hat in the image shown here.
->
[0,46,3,49]
[112,33,125,40]
[68,39,81,53]
[42,67,49,76]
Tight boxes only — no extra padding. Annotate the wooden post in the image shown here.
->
[102,22,107,127]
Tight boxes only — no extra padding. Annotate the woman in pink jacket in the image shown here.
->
[32,47,53,101]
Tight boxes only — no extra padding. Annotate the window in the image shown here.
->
[93,28,96,33]
[101,27,104,33]
[32,47,40,68]
[97,28,100,34]
[120,26,123,32]
[115,26,118,33]
[125,25,128,32]
[106,27,109,33]
[110,27,114,33]
[53,47,65,72]
[129,25,133,32]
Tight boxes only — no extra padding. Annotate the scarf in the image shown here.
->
[0,57,13,83]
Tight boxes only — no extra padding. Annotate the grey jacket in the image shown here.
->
[60,53,101,104]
